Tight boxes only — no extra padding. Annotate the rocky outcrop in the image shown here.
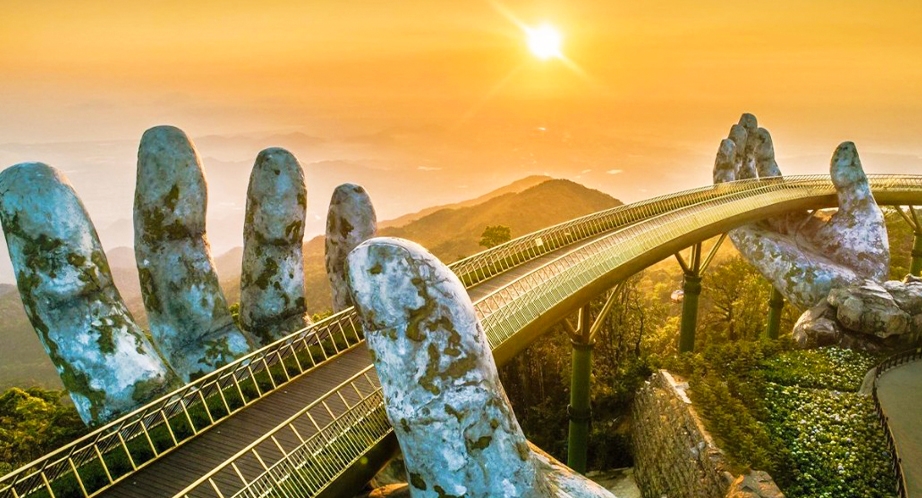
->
[792,302,844,348]
[134,126,253,381]
[828,280,910,338]
[240,148,310,345]
[347,237,614,497]
[725,471,784,498]
[0,163,180,424]
[793,276,922,351]
[326,183,377,312]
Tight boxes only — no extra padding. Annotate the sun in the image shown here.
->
[526,23,562,60]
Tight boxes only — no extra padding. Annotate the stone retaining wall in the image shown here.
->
[631,370,784,498]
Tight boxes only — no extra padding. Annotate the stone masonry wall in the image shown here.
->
[632,370,735,498]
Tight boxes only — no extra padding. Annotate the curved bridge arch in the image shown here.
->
[481,175,922,365]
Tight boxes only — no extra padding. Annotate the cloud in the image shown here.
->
[606,169,623,175]
[417,166,442,171]
[581,169,592,174]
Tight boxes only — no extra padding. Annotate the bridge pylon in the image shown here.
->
[763,286,785,340]
[675,234,726,353]
[563,284,622,474]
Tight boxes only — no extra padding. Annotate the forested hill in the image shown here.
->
[380,178,621,263]
[0,177,621,390]
[259,178,622,315]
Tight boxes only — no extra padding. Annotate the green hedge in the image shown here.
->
[668,341,896,498]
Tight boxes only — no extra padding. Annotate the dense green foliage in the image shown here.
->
[479,224,512,248]
[885,207,918,280]
[668,342,895,498]
[501,250,784,469]
[0,388,87,474]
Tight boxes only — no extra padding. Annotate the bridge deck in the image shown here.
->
[876,360,922,497]
[98,234,606,498]
[103,346,374,498]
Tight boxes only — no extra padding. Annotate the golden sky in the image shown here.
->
[1,0,921,220]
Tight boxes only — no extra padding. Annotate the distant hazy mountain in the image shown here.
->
[0,177,620,390]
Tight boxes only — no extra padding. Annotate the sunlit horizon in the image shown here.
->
[1,0,921,269]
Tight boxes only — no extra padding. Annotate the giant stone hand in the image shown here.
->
[713,113,889,309]
[0,126,317,424]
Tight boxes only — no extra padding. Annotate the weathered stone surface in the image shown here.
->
[633,370,754,498]
[347,237,614,498]
[134,126,253,381]
[713,114,889,309]
[725,471,785,498]
[0,163,180,424]
[737,113,758,180]
[828,280,911,338]
[326,183,377,312]
[792,302,843,348]
[884,278,922,316]
[240,148,309,345]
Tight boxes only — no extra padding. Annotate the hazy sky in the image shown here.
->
[1,0,921,265]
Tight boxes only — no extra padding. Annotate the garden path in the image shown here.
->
[876,359,922,497]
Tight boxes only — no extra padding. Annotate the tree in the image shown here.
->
[479,225,512,248]
[0,387,86,469]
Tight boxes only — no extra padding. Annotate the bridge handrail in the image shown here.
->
[0,311,366,498]
[872,346,922,498]
[448,176,766,287]
[0,172,790,497]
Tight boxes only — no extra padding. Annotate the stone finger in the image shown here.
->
[135,125,253,381]
[727,123,748,173]
[811,142,889,281]
[752,127,782,178]
[241,148,309,346]
[325,183,377,313]
[737,113,758,179]
[713,138,737,184]
[0,163,180,424]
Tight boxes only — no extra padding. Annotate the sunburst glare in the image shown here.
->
[526,23,563,60]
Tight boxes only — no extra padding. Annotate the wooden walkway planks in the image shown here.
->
[100,346,373,498]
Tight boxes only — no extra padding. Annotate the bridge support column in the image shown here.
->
[567,323,592,473]
[896,206,922,276]
[913,232,922,277]
[564,285,622,474]
[764,286,784,340]
[675,234,726,353]
[678,274,702,353]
